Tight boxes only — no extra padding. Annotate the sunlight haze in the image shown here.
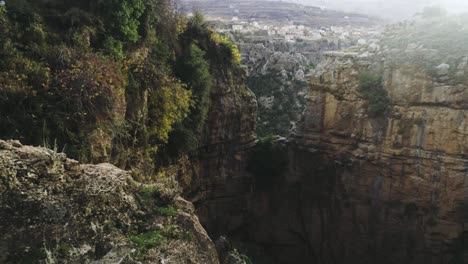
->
[286,0,468,20]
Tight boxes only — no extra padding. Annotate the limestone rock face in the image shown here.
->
[185,67,257,238]
[0,140,219,264]
[235,16,468,260]
[280,49,468,263]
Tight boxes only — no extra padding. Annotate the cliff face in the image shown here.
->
[0,140,219,263]
[285,49,468,263]
[185,66,258,238]
[238,18,468,263]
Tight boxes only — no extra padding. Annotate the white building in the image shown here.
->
[232,25,244,31]
[285,35,295,42]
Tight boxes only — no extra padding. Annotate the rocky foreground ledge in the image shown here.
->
[0,140,219,263]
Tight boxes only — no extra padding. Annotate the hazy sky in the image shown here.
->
[288,0,468,20]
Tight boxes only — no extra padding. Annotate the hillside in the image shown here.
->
[177,0,380,27]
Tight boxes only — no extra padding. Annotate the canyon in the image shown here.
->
[1,1,468,263]
[189,13,468,264]
[179,0,381,136]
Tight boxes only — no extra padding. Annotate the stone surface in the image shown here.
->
[184,66,257,239]
[272,45,468,263]
[0,140,219,263]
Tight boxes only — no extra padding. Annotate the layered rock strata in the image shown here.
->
[284,49,468,263]
[237,16,468,261]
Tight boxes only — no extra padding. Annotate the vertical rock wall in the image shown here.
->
[278,50,468,263]
[186,66,258,238]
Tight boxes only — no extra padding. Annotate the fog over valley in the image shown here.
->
[281,0,468,20]
[182,0,468,20]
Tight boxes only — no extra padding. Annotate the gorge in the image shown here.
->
[1,1,468,264]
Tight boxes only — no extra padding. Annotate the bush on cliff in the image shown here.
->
[165,43,213,158]
[160,13,244,162]
[359,73,389,117]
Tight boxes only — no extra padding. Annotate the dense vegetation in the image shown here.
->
[359,73,389,117]
[0,0,241,172]
[246,72,306,137]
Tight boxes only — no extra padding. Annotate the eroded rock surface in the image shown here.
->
[239,17,468,264]
[0,140,218,263]
[184,66,257,239]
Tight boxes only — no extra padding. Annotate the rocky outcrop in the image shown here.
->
[0,140,219,263]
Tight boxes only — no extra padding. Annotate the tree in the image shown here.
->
[162,43,213,159]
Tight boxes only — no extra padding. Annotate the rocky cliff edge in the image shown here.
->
[0,139,218,263]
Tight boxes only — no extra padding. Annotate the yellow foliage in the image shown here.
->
[176,17,188,37]
[210,32,241,65]
[147,75,191,143]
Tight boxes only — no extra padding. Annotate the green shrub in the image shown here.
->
[164,43,213,158]
[140,184,160,201]
[247,136,289,190]
[129,230,164,252]
[129,226,193,259]
[0,0,242,171]
[156,206,177,217]
[246,71,306,137]
[145,71,191,144]
[190,12,205,28]
[102,37,124,59]
[359,73,389,117]
[53,52,126,120]
[177,43,212,131]
[100,0,145,43]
